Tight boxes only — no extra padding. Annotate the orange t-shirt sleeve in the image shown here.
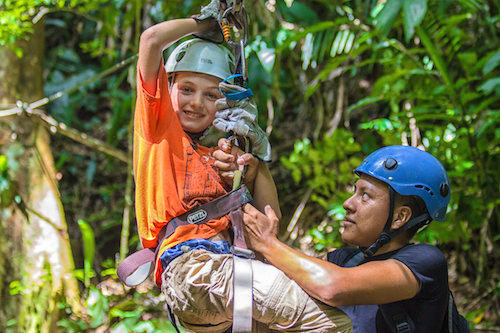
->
[135,64,175,143]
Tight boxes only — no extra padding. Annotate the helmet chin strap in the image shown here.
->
[363,187,396,257]
[362,187,430,257]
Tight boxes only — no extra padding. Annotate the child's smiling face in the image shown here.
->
[170,71,223,134]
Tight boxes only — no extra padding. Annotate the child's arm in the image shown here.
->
[252,160,282,222]
[138,18,216,95]
[213,141,282,221]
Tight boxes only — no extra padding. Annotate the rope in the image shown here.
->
[0,54,137,117]
[0,54,137,162]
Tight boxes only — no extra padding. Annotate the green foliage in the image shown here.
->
[0,0,105,55]
[2,0,499,328]
[281,130,364,249]
[77,219,96,288]
[0,155,15,207]
[57,283,182,332]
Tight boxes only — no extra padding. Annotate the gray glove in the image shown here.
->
[214,82,272,162]
[192,0,224,44]
[193,0,246,43]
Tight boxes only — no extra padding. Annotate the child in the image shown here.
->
[134,14,351,333]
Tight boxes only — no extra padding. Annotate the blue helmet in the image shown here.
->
[355,145,450,221]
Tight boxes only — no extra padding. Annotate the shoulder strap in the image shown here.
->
[447,292,453,333]
[379,303,415,333]
[343,250,365,267]
[443,290,470,333]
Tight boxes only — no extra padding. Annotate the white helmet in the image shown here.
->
[165,38,235,81]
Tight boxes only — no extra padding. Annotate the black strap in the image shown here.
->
[379,303,415,333]
[343,250,365,267]
[167,304,182,333]
[448,292,453,333]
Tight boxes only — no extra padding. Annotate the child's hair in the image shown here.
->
[165,38,235,84]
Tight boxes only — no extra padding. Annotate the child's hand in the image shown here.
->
[213,138,259,189]
[192,0,226,43]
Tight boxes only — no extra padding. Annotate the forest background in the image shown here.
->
[0,0,499,332]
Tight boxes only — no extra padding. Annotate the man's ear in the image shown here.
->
[391,205,412,230]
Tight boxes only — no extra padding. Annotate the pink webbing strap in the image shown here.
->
[229,205,254,258]
[230,207,246,249]
[117,248,155,287]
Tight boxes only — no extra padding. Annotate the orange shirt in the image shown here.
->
[134,65,231,286]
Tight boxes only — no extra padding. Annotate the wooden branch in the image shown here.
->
[266,97,274,137]
[283,186,313,242]
[29,109,129,163]
[327,76,345,137]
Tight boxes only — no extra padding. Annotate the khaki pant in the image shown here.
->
[161,249,352,333]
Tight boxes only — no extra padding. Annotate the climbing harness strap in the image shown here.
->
[117,184,252,287]
[230,206,254,333]
[218,2,256,331]
[232,255,254,332]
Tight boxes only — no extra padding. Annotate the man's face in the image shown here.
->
[170,72,223,133]
[341,174,390,247]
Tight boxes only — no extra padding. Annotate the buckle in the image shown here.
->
[395,322,411,333]
[231,246,255,259]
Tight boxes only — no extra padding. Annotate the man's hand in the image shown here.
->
[214,83,272,162]
[213,138,259,189]
[242,204,280,254]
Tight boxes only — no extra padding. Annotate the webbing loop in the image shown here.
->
[220,74,254,100]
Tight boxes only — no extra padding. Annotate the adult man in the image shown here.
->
[242,145,452,332]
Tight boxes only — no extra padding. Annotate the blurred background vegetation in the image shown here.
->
[0,0,499,332]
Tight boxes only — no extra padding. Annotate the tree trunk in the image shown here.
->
[0,21,81,332]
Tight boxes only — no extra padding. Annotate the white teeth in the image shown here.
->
[184,110,203,118]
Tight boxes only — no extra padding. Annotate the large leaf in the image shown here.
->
[374,0,402,37]
[483,50,500,75]
[403,0,427,42]
[276,0,320,26]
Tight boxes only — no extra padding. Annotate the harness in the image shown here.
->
[117,184,253,286]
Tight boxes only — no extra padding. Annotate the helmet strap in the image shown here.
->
[363,186,431,257]
[363,186,396,257]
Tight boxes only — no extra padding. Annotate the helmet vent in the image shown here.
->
[440,183,449,197]
[384,158,398,170]
[415,184,434,196]
[176,51,186,62]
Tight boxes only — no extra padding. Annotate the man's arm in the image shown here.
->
[138,18,216,95]
[242,204,419,307]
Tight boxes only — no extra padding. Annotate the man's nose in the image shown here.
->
[343,195,355,213]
